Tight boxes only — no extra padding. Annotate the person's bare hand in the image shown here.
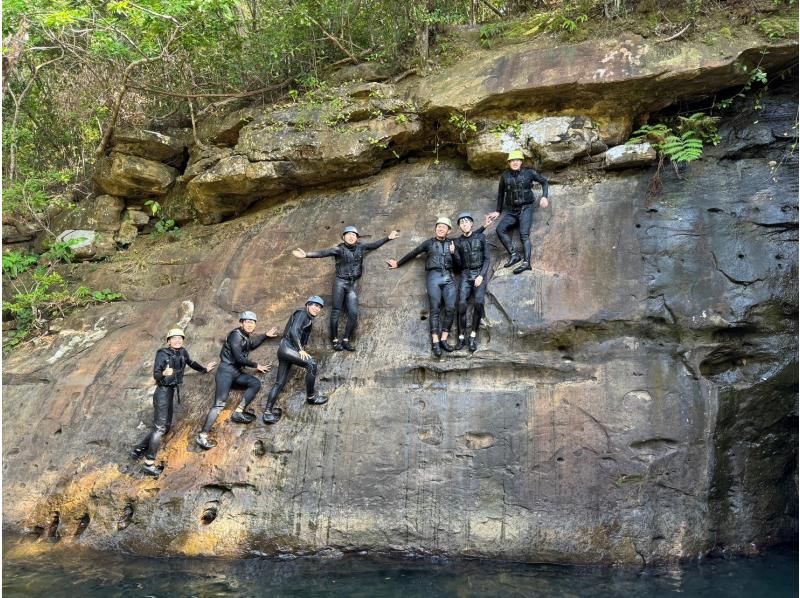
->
[386,259,398,269]
[539,197,549,209]
[299,350,311,362]
[449,241,455,254]
[163,366,174,376]
[266,326,279,337]
[474,275,483,288]
[388,230,399,240]
[256,363,271,373]
[292,248,307,258]
[206,361,218,372]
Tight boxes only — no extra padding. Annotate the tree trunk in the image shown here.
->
[3,17,29,98]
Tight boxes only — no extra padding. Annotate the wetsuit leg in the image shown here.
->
[201,363,237,434]
[472,275,488,333]
[235,372,262,409]
[426,271,444,334]
[146,386,175,460]
[276,342,318,397]
[457,274,475,335]
[342,281,359,340]
[496,212,520,256]
[519,204,534,263]
[265,357,293,412]
[329,278,347,341]
[441,276,457,334]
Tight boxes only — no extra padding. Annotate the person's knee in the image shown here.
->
[249,378,262,391]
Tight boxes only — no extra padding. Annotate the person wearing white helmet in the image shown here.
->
[131,328,217,476]
[387,217,458,357]
[196,312,279,450]
[293,225,399,352]
[262,296,328,424]
[486,149,550,275]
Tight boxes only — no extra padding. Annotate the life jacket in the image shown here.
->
[425,239,453,272]
[502,169,536,209]
[335,243,366,280]
[459,233,486,271]
[219,329,255,367]
[156,347,187,386]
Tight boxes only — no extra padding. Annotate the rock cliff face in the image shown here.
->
[2,34,797,565]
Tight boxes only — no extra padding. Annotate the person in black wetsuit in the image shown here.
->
[131,328,217,476]
[453,212,491,353]
[487,149,550,275]
[292,226,399,352]
[262,296,328,424]
[386,217,457,357]
[196,312,279,450]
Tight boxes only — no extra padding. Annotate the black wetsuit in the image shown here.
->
[495,168,549,263]
[307,237,391,341]
[264,308,318,413]
[396,237,456,335]
[454,230,491,335]
[200,328,270,433]
[133,347,207,459]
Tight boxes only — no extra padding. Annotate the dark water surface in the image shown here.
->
[3,538,797,597]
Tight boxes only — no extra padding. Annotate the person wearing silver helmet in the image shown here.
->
[196,312,279,450]
[131,328,217,476]
[293,225,399,352]
[387,217,458,357]
[453,212,492,353]
[262,296,328,424]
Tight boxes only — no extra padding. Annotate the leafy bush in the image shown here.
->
[2,251,39,279]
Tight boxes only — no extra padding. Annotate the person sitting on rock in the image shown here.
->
[487,149,550,275]
[196,312,278,450]
[262,296,329,424]
[453,212,492,353]
[131,328,217,475]
[387,217,458,357]
[292,226,399,352]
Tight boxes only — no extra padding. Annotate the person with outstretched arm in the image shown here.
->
[196,312,278,450]
[487,149,550,275]
[131,328,216,476]
[262,296,328,424]
[387,217,458,358]
[293,226,399,352]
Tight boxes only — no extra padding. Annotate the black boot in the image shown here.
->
[513,261,532,275]
[503,253,522,268]
[439,339,455,352]
[142,462,163,477]
[130,446,146,460]
[230,410,255,424]
[432,342,442,357]
[307,394,329,405]
[195,433,217,450]
[455,337,466,350]
[262,407,283,424]
[468,336,478,353]
[341,340,356,352]
[332,340,343,351]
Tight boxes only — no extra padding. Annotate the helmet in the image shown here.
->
[342,226,360,238]
[239,311,258,322]
[166,328,185,340]
[457,212,474,224]
[507,149,525,161]
[306,295,325,307]
[435,217,452,229]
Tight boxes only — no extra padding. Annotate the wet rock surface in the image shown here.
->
[2,38,797,565]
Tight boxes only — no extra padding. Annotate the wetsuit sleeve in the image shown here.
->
[530,170,549,198]
[286,312,304,350]
[183,349,207,373]
[153,350,171,383]
[248,333,270,350]
[496,174,506,213]
[396,239,430,267]
[228,330,258,368]
[480,237,491,278]
[474,225,486,234]
[361,237,391,251]
[305,247,341,258]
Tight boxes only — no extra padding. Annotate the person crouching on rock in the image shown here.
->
[453,212,491,353]
[486,149,550,275]
[387,217,457,357]
[292,226,399,352]
[262,296,329,424]
[195,312,278,450]
[131,328,217,476]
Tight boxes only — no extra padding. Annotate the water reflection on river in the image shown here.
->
[3,536,797,597]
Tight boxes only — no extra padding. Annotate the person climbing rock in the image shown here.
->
[453,212,491,352]
[262,296,328,424]
[292,226,399,352]
[386,217,458,357]
[487,149,550,275]
[195,312,278,450]
[131,329,217,476]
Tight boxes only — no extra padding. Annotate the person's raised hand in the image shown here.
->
[266,326,279,337]
[388,230,399,240]
[386,259,398,269]
[292,248,307,258]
